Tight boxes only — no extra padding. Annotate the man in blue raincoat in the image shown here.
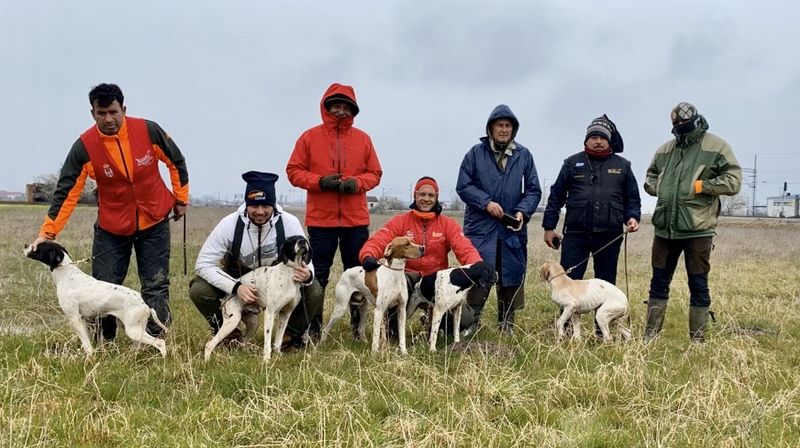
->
[456,105,542,336]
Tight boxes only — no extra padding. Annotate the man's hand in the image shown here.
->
[172,203,187,221]
[626,218,640,233]
[508,211,525,231]
[485,201,504,219]
[319,174,342,191]
[293,264,312,283]
[339,178,357,194]
[362,256,380,272]
[237,284,259,304]
[31,235,51,251]
[544,229,563,249]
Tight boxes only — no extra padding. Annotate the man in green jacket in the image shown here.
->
[643,102,741,343]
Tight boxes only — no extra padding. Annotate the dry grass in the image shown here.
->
[1,205,799,447]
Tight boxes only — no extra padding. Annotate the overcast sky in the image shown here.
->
[2,0,799,212]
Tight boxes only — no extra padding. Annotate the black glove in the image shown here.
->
[339,178,358,194]
[319,174,342,191]
[362,256,380,272]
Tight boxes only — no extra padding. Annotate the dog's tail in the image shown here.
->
[150,309,170,334]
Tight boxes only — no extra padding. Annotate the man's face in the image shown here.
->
[91,100,126,135]
[246,204,274,226]
[585,135,610,152]
[327,102,353,119]
[490,119,514,144]
[414,185,437,212]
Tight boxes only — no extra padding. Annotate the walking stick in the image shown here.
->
[183,213,187,276]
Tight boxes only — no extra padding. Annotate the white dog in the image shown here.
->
[412,261,497,352]
[24,241,168,356]
[539,260,631,342]
[203,235,311,361]
[321,236,424,353]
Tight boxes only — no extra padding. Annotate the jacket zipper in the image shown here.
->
[336,124,342,225]
[115,138,137,231]
[257,225,262,267]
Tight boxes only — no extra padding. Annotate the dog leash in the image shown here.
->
[548,229,629,282]
[70,214,179,266]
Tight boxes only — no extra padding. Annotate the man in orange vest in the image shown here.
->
[30,83,189,341]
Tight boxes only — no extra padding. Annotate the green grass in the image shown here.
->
[1,206,799,447]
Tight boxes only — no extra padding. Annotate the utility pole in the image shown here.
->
[752,154,757,216]
[741,155,757,216]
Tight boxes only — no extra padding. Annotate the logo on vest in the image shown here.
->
[102,164,114,178]
[607,168,622,174]
[135,150,155,167]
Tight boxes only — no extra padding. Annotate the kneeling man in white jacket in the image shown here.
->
[190,171,322,350]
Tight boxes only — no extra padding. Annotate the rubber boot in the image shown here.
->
[461,287,487,337]
[689,306,709,343]
[643,298,668,343]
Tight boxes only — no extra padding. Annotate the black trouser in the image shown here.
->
[307,226,369,335]
[188,276,325,338]
[92,219,171,340]
[649,236,712,307]
[561,230,623,284]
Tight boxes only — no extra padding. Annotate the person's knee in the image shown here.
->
[302,280,325,314]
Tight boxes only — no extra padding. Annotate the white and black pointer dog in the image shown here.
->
[204,235,312,361]
[409,261,497,351]
[24,241,169,357]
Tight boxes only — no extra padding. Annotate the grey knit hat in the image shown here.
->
[585,116,613,143]
[671,102,698,124]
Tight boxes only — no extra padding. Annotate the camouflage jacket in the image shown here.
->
[644,128,741,239]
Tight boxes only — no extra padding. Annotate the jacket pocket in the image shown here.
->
[564,199,588,230]
[652,198,668,228]
[677,195,715,232]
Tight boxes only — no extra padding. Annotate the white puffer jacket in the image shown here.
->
[195,204,313,293]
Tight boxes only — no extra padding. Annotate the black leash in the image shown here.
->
[549,230,629,281]
[71,214,180,266]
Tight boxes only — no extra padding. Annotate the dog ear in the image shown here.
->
[539,263,549,282]
[49,247,64,269]
[383,242,394,258]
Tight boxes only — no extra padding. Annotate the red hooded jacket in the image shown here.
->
[286,83,382,227]
[359,211,482,276]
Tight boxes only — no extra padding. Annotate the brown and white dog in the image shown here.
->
[539,260,631,342]
[321,236,424,353]
[24,241,168,357]
[203,235,312,361]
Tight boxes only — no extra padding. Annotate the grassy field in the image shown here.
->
[1,204,799,447]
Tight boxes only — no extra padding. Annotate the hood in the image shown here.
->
[320,83,358,133]
[485,104,520,141]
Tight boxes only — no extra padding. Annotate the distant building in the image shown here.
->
[767,195,800,218]
[0,190,25,201]
[367,195,379,210]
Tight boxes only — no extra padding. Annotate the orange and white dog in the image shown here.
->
[321,237,424,353]
[539,260,631,342]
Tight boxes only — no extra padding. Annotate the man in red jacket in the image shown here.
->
[359,177,486,337]
[286,83,382,338]
[30,83,189,340]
